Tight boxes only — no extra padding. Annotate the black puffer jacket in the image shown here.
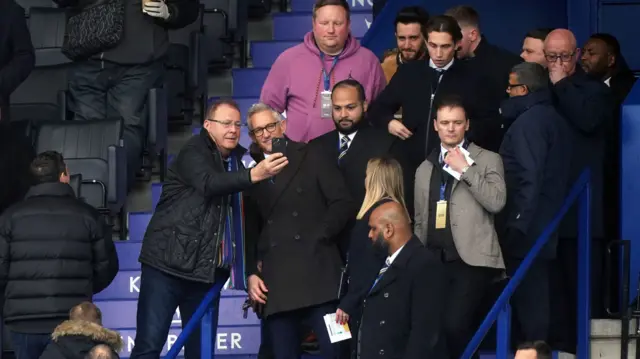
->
[0,183,119,333]
[139,129,254,283]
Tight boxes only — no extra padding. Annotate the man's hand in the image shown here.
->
[388,119,413,140]
[250,153,288,183]
[444,147,470,173]
[248,274,268,304]
[335,308,349,324]
[548,62,569,85]
[143,0,170,20]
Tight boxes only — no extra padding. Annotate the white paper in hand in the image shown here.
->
[323,313,352,343]
[442,147,474,180]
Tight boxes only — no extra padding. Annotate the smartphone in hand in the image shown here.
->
[271,137,287,156]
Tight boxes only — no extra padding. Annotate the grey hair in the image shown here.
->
[510,62,549,93]
[246,103,284,130]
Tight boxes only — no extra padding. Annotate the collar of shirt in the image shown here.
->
[429,59,455,71]
[341,131,357,148]
[440,140,465,162]
[264,153,271,159]
[604,77,611,87]
[386,244,406,266]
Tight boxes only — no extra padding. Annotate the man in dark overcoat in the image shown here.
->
[357,201,447,359]
[244,103,355,359]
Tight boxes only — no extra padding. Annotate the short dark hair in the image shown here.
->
[516,341,552,359]
[511,62,549,93]
[394,6,430,34]
[434,95,467,119]
[445,5,480,29]
[313,0,350,21]
[30,151,66,184]
[425,15,463,43]
[525,28,554,41]
[206,98,241,121]
[85,344,118,359]
[332,79,366,103]
[589,33,622,57]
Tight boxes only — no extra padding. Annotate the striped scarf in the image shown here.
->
[218,157,247,291]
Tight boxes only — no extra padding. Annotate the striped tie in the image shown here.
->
[368,259,391,293]
[338,135,350,162]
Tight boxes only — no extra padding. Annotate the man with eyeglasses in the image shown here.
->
[543,29,614,352]
[498,62,572,344]
[244,103,355,359]
[131,99,288,359]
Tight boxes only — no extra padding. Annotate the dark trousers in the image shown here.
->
[9,332,50,359]
[130,265,229,359]
[266,302,338,359]
[505,258,551,343]
[549,237,605,353]
[67,59,164,189]
[442,260,498,359]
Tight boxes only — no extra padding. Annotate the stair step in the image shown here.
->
[290,0,372,12]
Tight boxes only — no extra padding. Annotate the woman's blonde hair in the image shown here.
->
[357,156,407,219]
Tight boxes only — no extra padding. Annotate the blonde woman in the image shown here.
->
[335,156,407,326]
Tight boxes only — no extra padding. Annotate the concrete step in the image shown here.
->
[591,318,638,359]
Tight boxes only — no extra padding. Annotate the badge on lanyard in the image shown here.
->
[320,53,339,119]
[435,183,447,229]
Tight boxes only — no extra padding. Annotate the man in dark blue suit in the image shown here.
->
[498,61,573,343]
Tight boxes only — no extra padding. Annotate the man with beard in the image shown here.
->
[357,201,446,359]
[311,79,395,211]
[381,6,430,83]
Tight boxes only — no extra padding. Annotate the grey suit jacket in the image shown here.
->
[414,142,506,269]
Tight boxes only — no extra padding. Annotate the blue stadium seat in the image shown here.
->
[290,0,373,12]
[231,68,269,97]
[272,11,372,41]
[250,40,299,68]
[34,119,127,235]
[10,7,71,124]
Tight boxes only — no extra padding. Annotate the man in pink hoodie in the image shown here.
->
[260,0,386,143]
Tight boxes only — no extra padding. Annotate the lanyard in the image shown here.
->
[440,183,446,201]
[320,53,340,91]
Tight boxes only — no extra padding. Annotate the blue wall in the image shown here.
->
[598,1,640,70]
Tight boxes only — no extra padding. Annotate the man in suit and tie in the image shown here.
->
[244,103,355,359]
[414,95,506,359]
[310,79,395,251]
[358,201,447,359]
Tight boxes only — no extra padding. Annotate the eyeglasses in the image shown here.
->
[544,52,575,63]
[250,122,280,137]
[207,119,243,128]
[507,83,526,91]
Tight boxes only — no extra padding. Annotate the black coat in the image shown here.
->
[358,236,447,359]
[309,127,396,255]
[140,129,254,284]
[337,199,391,318]
[244,140,355,316]
[0,121,35,215]
[367,60,492,218]
[40,320,123,359]
[0,0,34,121]
[463,37,522,152]
[0,183,118,333]
[499,90,572,259]
[553,67,614,239]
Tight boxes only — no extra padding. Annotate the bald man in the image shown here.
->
[356,202,447,359]
[544,28,613,351]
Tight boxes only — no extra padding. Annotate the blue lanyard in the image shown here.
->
[440,183,446,201]
[321,53,340,91]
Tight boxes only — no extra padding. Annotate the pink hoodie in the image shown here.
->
[260,32,387,143]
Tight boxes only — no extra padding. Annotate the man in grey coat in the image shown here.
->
[414,95,506,359]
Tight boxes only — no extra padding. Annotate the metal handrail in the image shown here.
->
[461,169,592,359]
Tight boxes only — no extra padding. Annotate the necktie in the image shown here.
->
[435,68,445,83]
[338,135,350,162]
[368,259,391,293]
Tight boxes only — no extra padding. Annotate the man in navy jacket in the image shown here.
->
[499,61,572,344]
